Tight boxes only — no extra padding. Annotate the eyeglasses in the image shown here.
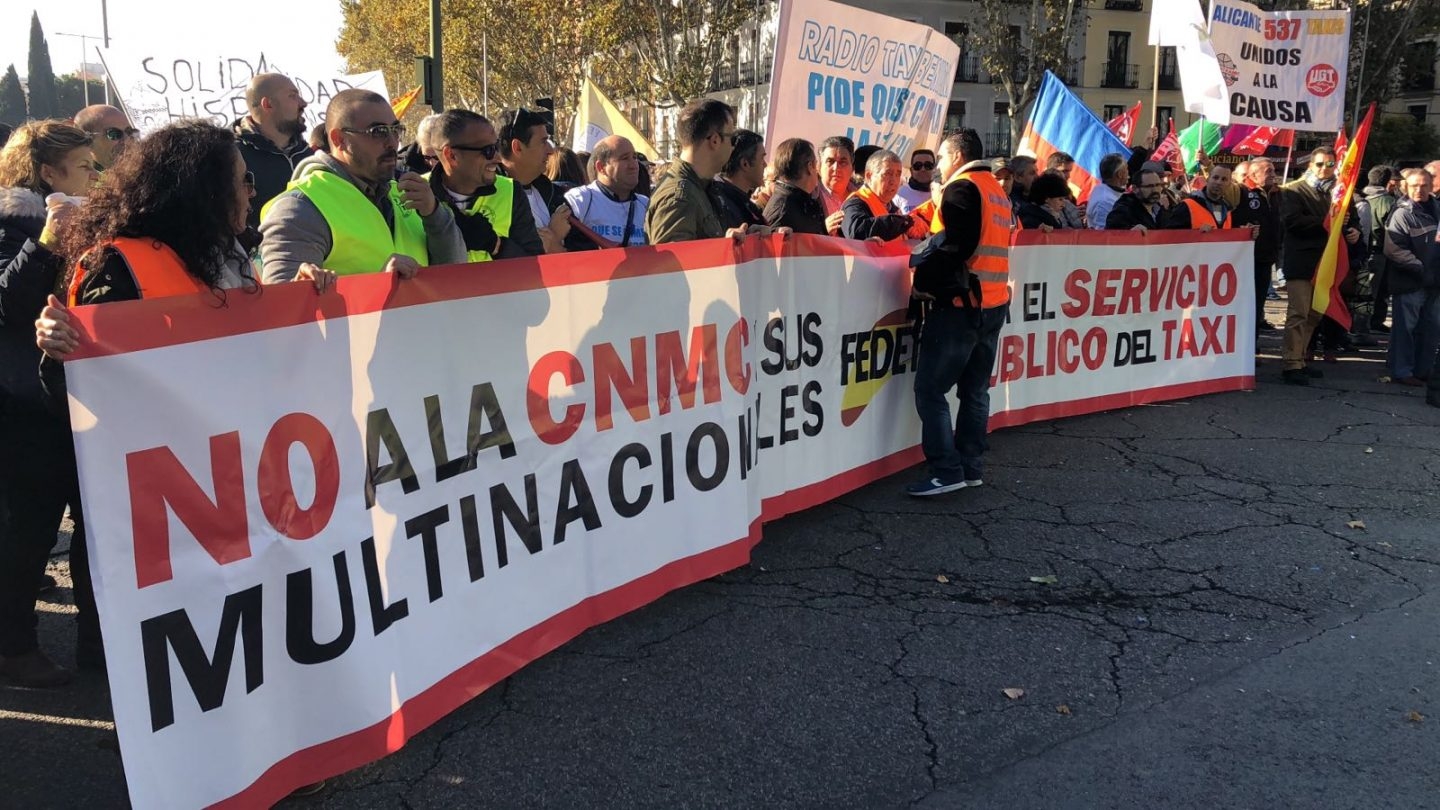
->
[343,124,407,141]
[450,143,501,159]
[1313,161,1336,168]
[103,127,139,141]
[912,162,935,171]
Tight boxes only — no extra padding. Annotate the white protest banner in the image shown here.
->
[1206,0,1350,130]
[64,232,1251,808]
[765,0,957,159]
[100,47,388,132]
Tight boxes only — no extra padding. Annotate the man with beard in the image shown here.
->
[711,129,769,231]
[259,89,465,281]
[1162,164,1237,230]
[74,104,136,173]
[1104,167,1165,231]
[235,74,313,228]
[428,108,545,259]
[564,134,650,249]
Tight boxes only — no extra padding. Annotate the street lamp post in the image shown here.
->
[55,31,102,107]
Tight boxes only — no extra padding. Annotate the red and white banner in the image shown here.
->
[1105,102,1142,147]
[63,231,1253,808]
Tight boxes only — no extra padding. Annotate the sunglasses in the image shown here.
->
[450,143,501,159]
[912,162,935,171]
[1313,161,1336,168]
[103,127,139,141]
[343,124,407,140]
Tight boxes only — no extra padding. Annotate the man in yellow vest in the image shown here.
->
[907,129,1014,497]
[1162,164,1235,231]
[259,89,466,282]
[428,109,546,260]
[840,149,928,241]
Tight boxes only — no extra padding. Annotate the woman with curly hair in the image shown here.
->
[28,121,332,686]
[0,120,97,687]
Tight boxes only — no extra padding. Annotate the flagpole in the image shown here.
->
[1151,45,1160,129]
[1281,136,1295,183]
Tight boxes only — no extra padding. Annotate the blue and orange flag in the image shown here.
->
[1312,104,1375,330]
[1018,72,1131,203]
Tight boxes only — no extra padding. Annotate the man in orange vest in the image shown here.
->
[840,149,928,241]
[907,129,1014,497]
[1162,164,1236,231]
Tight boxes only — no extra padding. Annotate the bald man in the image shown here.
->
[73,104,135,170]
[235,73,313,227]
[259,88,465,282]
[563,135,649,249]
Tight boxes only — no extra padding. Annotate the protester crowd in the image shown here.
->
[2,73,1439,694]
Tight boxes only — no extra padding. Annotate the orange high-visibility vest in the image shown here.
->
[1182,198,1232,230]
[846,186,891,217]
[930,170,1015,307]
[69,237,208,306]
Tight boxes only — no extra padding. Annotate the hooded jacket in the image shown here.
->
[234,117,314,229]
[259,151,467,282]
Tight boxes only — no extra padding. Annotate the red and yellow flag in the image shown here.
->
[391,86,423,120]
[1311,104,1375,329]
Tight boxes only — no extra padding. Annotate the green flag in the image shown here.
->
[1178,119,1223,173]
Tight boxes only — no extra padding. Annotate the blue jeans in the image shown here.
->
[1387,289,1440,379]
[913,305,1006,481]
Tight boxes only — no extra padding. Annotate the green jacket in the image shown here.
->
[645,159,725,244]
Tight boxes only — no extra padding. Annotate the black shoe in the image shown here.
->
[35,574,57,596]
[1350,333,1379,347]
[1372,324,1391,334]
[1282,369,1311,385]
[1305,366,1324,378]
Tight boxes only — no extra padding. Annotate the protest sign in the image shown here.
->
[100,47,388,131]
[64,232,1252,808]
[1206,0,1350,130]
[765,0,957,159]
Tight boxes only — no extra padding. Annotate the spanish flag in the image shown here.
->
[571,78,659,158]
[391,86,423,120]
[1311,104,1375,330]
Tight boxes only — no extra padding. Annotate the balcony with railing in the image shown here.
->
[989,129,1013,156]
[1057,62,1082,85]
[1103,0,1144,9]
[956,54,988,83]
[1158,69,1179,91]
[1102,61,1140,89]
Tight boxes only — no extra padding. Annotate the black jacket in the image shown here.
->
[1018,202,1062,231]
[840,194,913,241]
[1104,193,1161,230]
[0,187,66,421]
[234,118,314,229]
[913,163,991,306]
[427,168,547,258]
[1232,185,1281,268]
[711,176,766,231]
[764,182,827,235]
[1279,176,1332,282]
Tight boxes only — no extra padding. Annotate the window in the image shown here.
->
[1103,104,1126,121]
[1158,46,1178,90]
[991,102,1012,156]
[1104,32,1134,88]
[1156,106,1175,130]
[945,21,967,52]
[945,100,966,132]
[1409,105,1428,124]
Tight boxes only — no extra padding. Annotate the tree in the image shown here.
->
[1364,114,1439,165]
[598,0,761,109]
[0,64,26,125]
[55,74,108,119]
[26,12,59,120]
[970,0,1083,154]
[338,0,625,139]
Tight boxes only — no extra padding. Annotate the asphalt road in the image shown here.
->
[4,309,1439,810]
